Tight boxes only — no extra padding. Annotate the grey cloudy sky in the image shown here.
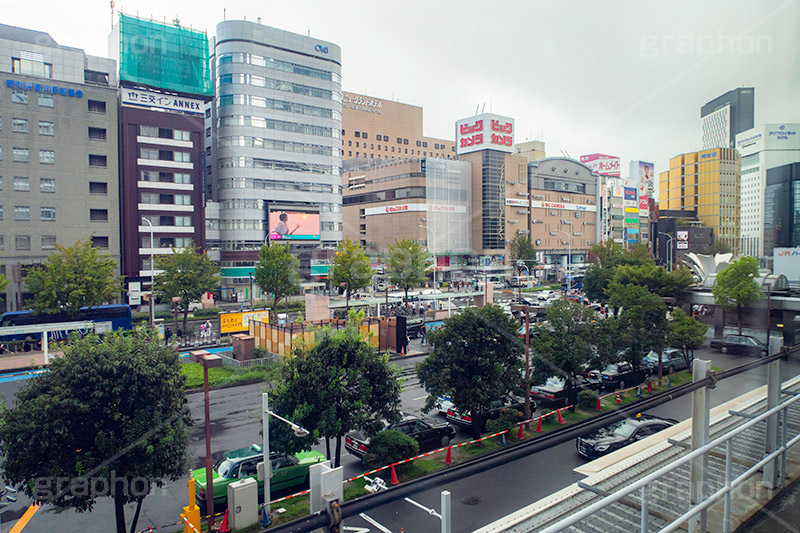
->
[6,0,799,197]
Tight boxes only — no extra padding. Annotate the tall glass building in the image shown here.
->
[208,21,342,294]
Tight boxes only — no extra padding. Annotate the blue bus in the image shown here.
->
[0,304,133,343]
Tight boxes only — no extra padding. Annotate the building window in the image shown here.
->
[12,56,52,78]
[40,178,55,193]
[175,215,192,226]
[89,181,107,194]
[140,125,158,137]
[416,140,421,147]
[206,127,211,138]
[38,93,54,107]
[0,236,3,250]
[173,129,190,141]
[11,90,28,104]
[403,139,408,145]
[39,150,55,164]
[14,206,30,221]
[88,127,106,140]
[89,155,107,167]
[41,235,57,249]
[88,100,106,113]
[38,121,54,136]
[176,194,192,205]
[140,148,158,159]
[91,236,109,249]
[15,235,30,250]
[13,176,30,192]
[90,209,108,222]
[175,172,192,184]
[0,206,3,220]
[40,206,56,221]
[174,152,191,162]
[355,131,361,138]
[12,119,28,133]
[362,133,368,140]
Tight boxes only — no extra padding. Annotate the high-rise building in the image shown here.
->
[764,162,800,257]
[208,21,342,296]
[109,14,212,304]
[701,87,755,150]
[735,123,800,258]
[658,148,741,254]
[0,24,119,312]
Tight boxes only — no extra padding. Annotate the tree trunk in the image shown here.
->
[567,376,577,413]
[737,305,743,335]
[345,283,350,314]
[114,493,127,533]
[404,287,409,304]
[471,411,483,440]
[182,309,189,334]
[325,436,331,461]
[334,435,342,468]
[274,296,280,322]
[129,496,145,533]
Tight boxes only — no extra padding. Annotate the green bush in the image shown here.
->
[362,430,419,470]
[192,307,222,318]
[577,389,599,410]
[155,310,174,320]
[486,408,524,433]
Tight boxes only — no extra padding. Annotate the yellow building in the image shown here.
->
[658,147,741,254]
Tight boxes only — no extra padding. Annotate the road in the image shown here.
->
[0,344,796,532]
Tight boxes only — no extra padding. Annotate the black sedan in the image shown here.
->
[642,348,692,374]
[344,415,456,460]
[710,335,768,357]
[530,375,601,407]
[576,414,677,459]
[599,361,649,390]
[445,395,531,431]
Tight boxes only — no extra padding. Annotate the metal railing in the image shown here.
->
[537,384,800,533]
[216,350,275,369]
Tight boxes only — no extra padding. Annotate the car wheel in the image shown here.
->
[441,435,451,447]
[721,346,728,354]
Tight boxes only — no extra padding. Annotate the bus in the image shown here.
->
[0,304,133,343]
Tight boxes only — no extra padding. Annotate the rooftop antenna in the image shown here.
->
[257,16,261,23]
[482,103,486,113]
[308,27,311,37]
[223,8,226,20]
[475,104,480,115]
[173,16,180,27]
[110,1,114,29]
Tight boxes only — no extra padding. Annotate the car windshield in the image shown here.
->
[609,419,637,438]
[643,352,659,363]
[214,457,236,478]
[603,364,620,373]
[544,376,565,387]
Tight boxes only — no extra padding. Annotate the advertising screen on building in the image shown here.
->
[456,113,514,155]
[580,153,621,177]
[267,210,320,240]
[774,247,800,282]
[637,161,655,186]
[624,187,637,201]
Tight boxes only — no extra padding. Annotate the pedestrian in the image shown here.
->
[164,327,173,346]
[205,320,212,339]
[200,322,206,339]
[420,323,427,345]
[177,327,183,339]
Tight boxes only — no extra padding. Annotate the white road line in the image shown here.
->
[360,512,393,533]
[413,395,428,401]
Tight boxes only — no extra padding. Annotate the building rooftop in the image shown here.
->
[0,23,82,52]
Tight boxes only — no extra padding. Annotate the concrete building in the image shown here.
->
[208,20,343,297]
[764,162,800,257]
[652,209,714,267]
[109,14,212,303]
[659,147,741,254]
[735,123,800,258]
[341,91,455,166]
[701,87,755,150]
[0,24,119,312]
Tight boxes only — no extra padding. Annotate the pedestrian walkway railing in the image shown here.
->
[537,385,800,533]
[215,350,275,369]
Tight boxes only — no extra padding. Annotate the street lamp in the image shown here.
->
[142,217,155,327]
[198,352,222,529]
[658,232,674,272]
[262,392,310,526]
[419,225,438,304]
[555,230,571,291]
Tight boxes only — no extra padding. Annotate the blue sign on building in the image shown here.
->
[6,79,83,98]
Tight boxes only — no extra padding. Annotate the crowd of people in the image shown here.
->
[163,319,214,346]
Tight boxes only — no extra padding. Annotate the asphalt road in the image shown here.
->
[0,343,796,532]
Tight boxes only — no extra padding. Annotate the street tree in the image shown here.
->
[417,305,524,438]
[271,318,402,467]
[0,265,7,294]
[331,238,372,313]
[583,241,649,304]
[712,256,762,335]
[612,263,695,305]
[254,243,300,320]
[509,235,537,275]
[608,282,668,377]
[0,329,191,533]
[24,239,122,317]
[667,308,708,368]
[154,244,220,332]
[385,238,429,303]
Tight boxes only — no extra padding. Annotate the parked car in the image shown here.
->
[192,444,325,511]
[710,335,768,357]
[599,361,649,390]
[445,395,532,431]
[530,375,601,407]
[344,414,456,460]
[642,348,692,374]
[576,414,677,459]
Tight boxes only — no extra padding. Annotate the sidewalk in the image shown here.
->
[0,350,58,372]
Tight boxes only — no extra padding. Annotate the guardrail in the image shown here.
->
[214,350,274,369]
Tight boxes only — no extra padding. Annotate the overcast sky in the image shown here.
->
[6,0,799,198]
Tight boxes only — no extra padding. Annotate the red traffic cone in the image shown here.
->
[557,409,565,425]
[443,446,452,465]
[595,397,602,411]
[647,380,653,393]
[390,463,400,485]
[616,391,622,404]
[535,417,542,432]
[517,422,525,440]
[400,345,405,356]
[220,509,230,533]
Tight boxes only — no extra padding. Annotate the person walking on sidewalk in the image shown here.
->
[420,323,427,345]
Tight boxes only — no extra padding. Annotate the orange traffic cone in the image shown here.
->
[220,509,230,533]
[616,391,622,404]
[557,409,565,424]
[390,463,400,485]
[443,446,452,465]
[517,422,525,440]
[400,345,405,356]
[595,397,602,411]
[535,417,542,432]
[647,380,653,393]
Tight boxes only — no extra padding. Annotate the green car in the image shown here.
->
[192,444,326,510]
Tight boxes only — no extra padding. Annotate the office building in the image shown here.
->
[109,14,212,301]
[659,148,741,254]
[735,123,800,258]
[342,91,455,166]
[764,162,800,257]
[0,24,119,312]
[208,20,343,295]
[701,87,755,150]
[652,209,714,267]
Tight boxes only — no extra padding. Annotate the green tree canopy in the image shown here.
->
[712,256,762,334]
[608,282,668,372]
[254,243,300,320]
[331,238,372,312]
[667,308,708,367]
[0,329,191,533]
[417,305,524,438]
[385,238,429,303]
[583,241,651,304]
[0,264,8,294]
[24,239,122,316]
[154,244,220,332]
[509,235,537,273]
[271,322,402,467]
[611,263,695,305]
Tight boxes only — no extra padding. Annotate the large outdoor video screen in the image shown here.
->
[267,210,320,240]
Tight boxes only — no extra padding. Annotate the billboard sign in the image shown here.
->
[456,113,514,155]
[122,87,204,115]
[677,230,689,250]
[580,153,621,177]
[219,309,270,335]
[638,181,649,212]
[624,187,637,201]
[774,247,800,281]
[267,210,320,240]
[365,203,467,215]
[530,200,597,212]
[636,161,655,186]
[128,281,141,306]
